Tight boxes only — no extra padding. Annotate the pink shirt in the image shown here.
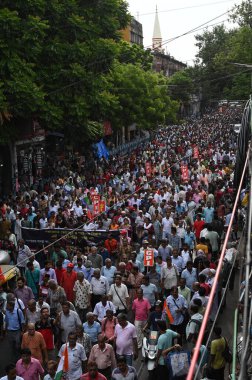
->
[101,317,118,340]
[132,298,151,321]
[114,322,137,355]
[16,358,44,380]
[89,343,117,369]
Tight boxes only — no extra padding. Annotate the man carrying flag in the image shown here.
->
[56,332,87,380]
[163,298,174,325]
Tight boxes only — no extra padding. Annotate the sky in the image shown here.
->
[126,0,243,65]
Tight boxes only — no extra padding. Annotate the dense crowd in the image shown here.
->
[0,104,245,380]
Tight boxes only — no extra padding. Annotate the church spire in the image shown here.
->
[152,5,162,52]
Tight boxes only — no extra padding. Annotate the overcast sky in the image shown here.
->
[126,0,242,65]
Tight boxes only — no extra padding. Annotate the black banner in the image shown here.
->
[21,227,120,245]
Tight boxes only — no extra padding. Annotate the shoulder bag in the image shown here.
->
[113,285,128,312]
[222,337,232,363]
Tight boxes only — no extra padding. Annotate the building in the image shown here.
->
[152,52,187,77]
[152,6,163,52]
[152,8,186,77]
[121,17,143,46]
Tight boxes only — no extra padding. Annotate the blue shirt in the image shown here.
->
[181,268,197,289]
[168,234,181,250]
[171,256,183,274]
[83,268,94,282]
[5,308,25,330]
[157,329,179,365]
[203,207,214,223]
[167,294,187,326]
[83,321,101,343]
[141,283,157,306]
[101,266,117,285]
[74,265,86,274]
[184,232,196,249]
[136,251,144,273]
[158,246,172,261]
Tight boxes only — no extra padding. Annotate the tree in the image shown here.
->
[0,0,130,142]
[189,8,252,103]
[116,40,153,71]
[194,25,234,102]
[105,62,178,130]
[168,70,193,102]
[229,0,252,28]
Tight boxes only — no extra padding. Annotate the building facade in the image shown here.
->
[152,52,187,77]
[121,18,143,46]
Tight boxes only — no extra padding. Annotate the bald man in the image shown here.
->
[21,322,48,364]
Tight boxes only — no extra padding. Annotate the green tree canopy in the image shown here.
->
[0,0,130,142]
[189,0,252,102]
[104,62,178,130]
[167,70,193,102]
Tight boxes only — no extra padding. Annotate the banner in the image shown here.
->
[21,227,120,245]
[193,146,199,159]
[103,121,112,136]
[145,162,152,177]
[99,200,106,213]
[95,139,109,160]
[144,249,154,266]
[92,194,100,216]
[181,164,189,182]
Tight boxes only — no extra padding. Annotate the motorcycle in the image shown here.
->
[142,330,159,380]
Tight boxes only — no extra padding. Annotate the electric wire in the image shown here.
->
[6,8,237,111]
[1,101,240,276]
[138,0,241,16]
[0,145,194,276]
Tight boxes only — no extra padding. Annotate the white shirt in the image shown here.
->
[90,276,109,295]
[17,245,32,267]
[39,218,48,229]
[36,301,50,311]
[93,301,116,321]
[0,377,24,380]
[58,342,87,380]
[73,205,83,217]
[32,260,41,270]
[162,216,174,233]
[108,283,129,310]
[186,313,203,339]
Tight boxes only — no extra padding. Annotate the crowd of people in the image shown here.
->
[0,104,245,380]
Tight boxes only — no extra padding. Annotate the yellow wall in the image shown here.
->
[121,25,131,42]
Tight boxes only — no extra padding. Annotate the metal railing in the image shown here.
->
[109,136,150,156]
[187,146,250,380]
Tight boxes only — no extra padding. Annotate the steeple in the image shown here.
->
[152,5,162,52]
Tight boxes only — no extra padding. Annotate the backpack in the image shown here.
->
[222,337,232,363]
[187,318,202,335]
[187,318,210,344]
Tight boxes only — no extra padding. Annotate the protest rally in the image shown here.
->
[0,101,247,380]
[1,0,252,378]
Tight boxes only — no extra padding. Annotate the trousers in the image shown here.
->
[134,319,147,348]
